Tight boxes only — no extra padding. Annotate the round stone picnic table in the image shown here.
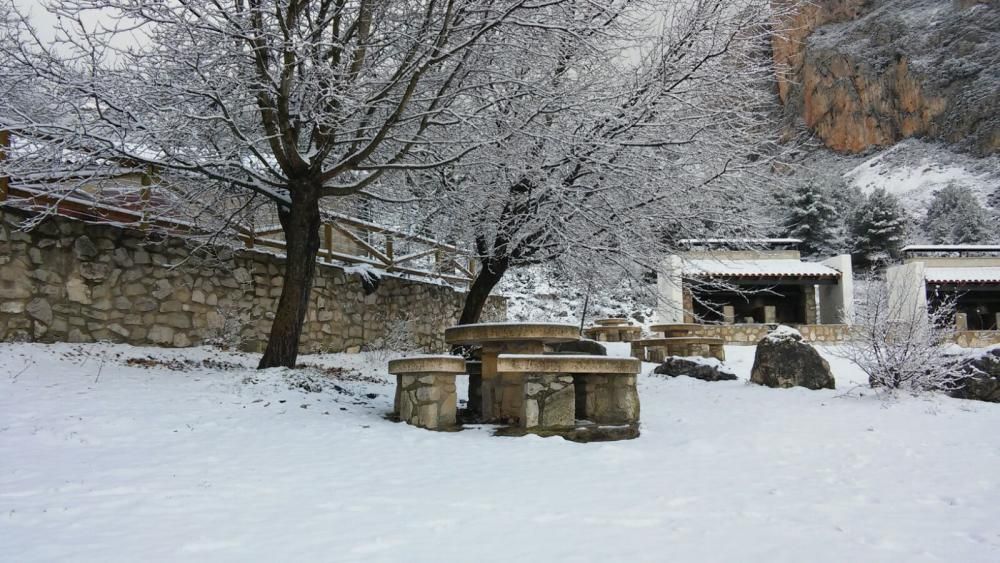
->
[649,323,704,337]
[444,322,581,422]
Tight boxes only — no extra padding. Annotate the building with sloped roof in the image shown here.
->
[888,245,1000,333]
[657,239,853,327]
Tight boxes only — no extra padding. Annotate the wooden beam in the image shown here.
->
[329,221,392,265]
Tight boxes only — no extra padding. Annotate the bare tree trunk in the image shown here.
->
[258,184,322,368]
[459,256,509,325]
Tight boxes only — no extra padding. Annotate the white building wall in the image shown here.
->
[656,255,684,323]
[819,254,854,324]
[886,262,927,323]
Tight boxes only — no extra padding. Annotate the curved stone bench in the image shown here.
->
[633,337,725,362]
[497,355,641,430]
[387,356,467,430]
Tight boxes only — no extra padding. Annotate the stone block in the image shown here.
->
[521,373,575,430]
[25,298,53,325]
[66,277,92,304]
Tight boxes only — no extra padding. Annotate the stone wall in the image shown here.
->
[690,323,999,349]
[688,323,854,345]
[955,331,1000,349]
[0,209,505,353]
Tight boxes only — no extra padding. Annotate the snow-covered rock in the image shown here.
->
[752,326,835,390]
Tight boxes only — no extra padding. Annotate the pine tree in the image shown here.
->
[923,184,992,244]
[849,188,909,268]
[781,182,839,257]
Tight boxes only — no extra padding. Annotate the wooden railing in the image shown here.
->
[2,183,474,286]
[236,212,475,286]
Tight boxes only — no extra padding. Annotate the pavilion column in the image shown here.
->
[723,305,735,324]
[682,288,695,323]
[803,284,818,325]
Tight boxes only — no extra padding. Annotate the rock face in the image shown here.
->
[750,327,836,390]
[951,347,1000,402]
[774,0,999,155]
[653,357,737,382]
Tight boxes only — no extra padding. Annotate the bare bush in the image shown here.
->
[363,312,417,364]
[839,272,967,396]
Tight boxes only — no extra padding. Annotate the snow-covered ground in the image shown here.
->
[3,342,1000,562]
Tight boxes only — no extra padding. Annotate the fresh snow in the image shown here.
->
[765,325,804,342]
[3,343,1000,562]
[683,258,840,278]
[924,267,1000,284]
[844,140,996,212]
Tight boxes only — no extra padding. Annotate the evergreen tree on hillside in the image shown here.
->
[922,184,993,244]
[781,182,839,257]
[849,188,909,267]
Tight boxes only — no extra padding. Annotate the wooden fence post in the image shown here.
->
[385,236,394,269]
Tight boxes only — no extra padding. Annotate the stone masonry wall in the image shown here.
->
[690,324,854,345]
[0,209,505,353]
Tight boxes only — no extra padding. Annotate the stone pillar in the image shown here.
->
[466,360,482,416]
[764,306,776,324]
[482,341,545,422]
[682,288,695,323]
[723,305,735,325]
[393,374,402,415]
[956,312,968,331]
[576,373,640,425]
[656,254,684,323]
[630,339,647,361]
[803,285,818,325]
[397,374,458,430]
[995,313,1000,331]
[522,373,575,430]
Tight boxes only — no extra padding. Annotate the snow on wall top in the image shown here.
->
[924,267,1000,284]
[682,258,841,279]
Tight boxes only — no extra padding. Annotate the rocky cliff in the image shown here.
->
[774,0,999,156]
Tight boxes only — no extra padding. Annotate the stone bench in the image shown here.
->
[496,355,641,432]
[583,324,642,343]
[387,356,466,430]
[632,337,725,362]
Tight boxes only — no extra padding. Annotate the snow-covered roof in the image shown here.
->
[925,267,1000,284]
[680,238,803,244]
[683,259,841,279]
[904,245,1000,252]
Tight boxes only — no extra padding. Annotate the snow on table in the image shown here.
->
[2,343,1000,562]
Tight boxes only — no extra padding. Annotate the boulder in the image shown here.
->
[750,326,835,390]
[654,356,737,382]
[550,338,607,356]
[951,347,1000,403]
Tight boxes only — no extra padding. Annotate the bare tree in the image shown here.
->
[0,0,584,367]
[413,0,797,324]
[838,271,967,396]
